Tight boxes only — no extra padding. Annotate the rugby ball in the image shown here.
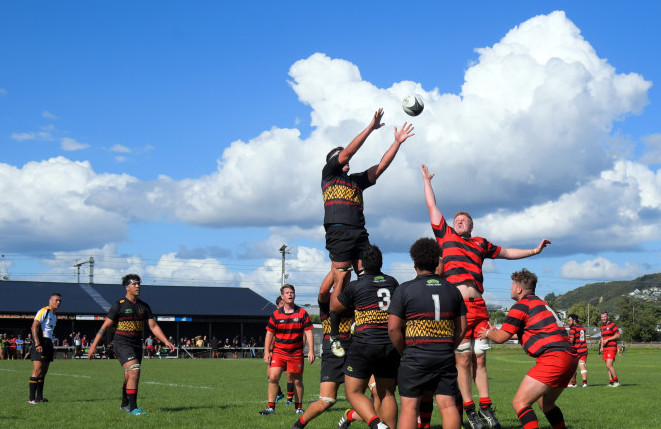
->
[402,94,424,116]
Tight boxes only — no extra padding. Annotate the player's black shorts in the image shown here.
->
[320,351,347,383]
[397,355,457,398]
[113,341,143,366]
[325,225,370,262]
[344,342,399,380]
[30,338,54,362]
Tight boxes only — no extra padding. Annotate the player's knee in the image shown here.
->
[319,396,336,408]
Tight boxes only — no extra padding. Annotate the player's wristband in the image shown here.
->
[485,329,493,339]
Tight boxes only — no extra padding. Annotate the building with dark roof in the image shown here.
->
[0,280,277,347]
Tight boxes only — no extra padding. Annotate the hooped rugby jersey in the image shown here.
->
[501,294,576,358]
[600,321,619,351]
[266,305,313,357]
[431,214,501,293]
[568,323,588,355]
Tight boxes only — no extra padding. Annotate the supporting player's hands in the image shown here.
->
[477,322,496,340]
[421,164,434,181]
[368,108,385,131]
[394,122,415,144]
[307,349,315,364]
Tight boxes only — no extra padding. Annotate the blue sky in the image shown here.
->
[2,2,661,306]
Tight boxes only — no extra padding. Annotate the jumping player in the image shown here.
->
[331,244,399,429]
[566,314,588,387]
[421,164,551,429]
[388,238,467,429]
[599,311,620,387]
[260,284,315,416]
[291,273,354,428]
[87,274,175,415]
[322,108,414,358]
[28,292,62,404]
[478,269,578,429]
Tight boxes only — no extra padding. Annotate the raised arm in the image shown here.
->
[496,238,552,260]
[338,108,385,165]
[367,122,415,183]
[421,164,442,225]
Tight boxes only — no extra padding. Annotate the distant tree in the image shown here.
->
[308,314,321,324]
[612,296,661,342]
[490,309,507,325]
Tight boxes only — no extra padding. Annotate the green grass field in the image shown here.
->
[1,348,660,428]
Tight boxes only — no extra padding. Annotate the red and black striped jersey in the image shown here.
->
[568,323,588,355]
[600,321,619,350]
[501,294,576,358]
[266,305,313,357]
[431,215,501,293]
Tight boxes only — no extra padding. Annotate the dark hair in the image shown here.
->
[50,293,62,298]
[122,273,141,287]
[275,296,282,305]
[409,238,441,272]
[361,245,383,274]
[601,311,608,316]
[568,314,580,324]
[511,268,537,293]
[326,146,343,163]
[280,283,295,294]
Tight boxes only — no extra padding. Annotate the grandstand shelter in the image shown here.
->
[0,280,277,349]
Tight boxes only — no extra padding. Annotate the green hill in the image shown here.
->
[554,273,661,310]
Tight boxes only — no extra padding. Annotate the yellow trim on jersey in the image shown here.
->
[34,306,52,321]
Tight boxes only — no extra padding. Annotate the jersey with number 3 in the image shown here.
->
[501,294,576,358]
[337,273,399,345]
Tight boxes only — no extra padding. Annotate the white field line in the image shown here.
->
[0,368,17,372]
[49,372,92,378]
[142,381,213,390]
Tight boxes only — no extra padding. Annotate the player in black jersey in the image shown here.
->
[88,274,175,415]
[291,273,354,428]
[388,238,467,429]
[332,245,399,429]
[322,108,415,358]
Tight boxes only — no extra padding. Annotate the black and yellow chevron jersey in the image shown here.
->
[337,273,399,345]
[106,297,154,347]
[389,274,466,368]
[319,298,354,354]
[321,152,374,227]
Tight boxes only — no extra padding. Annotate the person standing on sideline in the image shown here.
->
[291,272,354,429]
[28,292,61,404]
[566,314,588,387]
[331,244,400,429]
[322,108,415,358]
[388,238,467,429]
[87,274,175,415]
[478,269,578,429]
[259,284,315,416]
[421,164,551,429]
[598,311,620,387]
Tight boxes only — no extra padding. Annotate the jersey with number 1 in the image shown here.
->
[500,294,576,358]
[337,273,399,345]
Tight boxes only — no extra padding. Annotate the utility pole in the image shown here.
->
[279,245,293,286]
[73,256,95,284]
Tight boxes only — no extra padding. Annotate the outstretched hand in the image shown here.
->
[369,108,385,131]
[421,164,434,181]
[394,122,415,144]
[536,239,552,254]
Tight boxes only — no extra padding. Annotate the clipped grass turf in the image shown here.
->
[1,348,660,428]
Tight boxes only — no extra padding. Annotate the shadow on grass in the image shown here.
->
[160,404,223,412]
